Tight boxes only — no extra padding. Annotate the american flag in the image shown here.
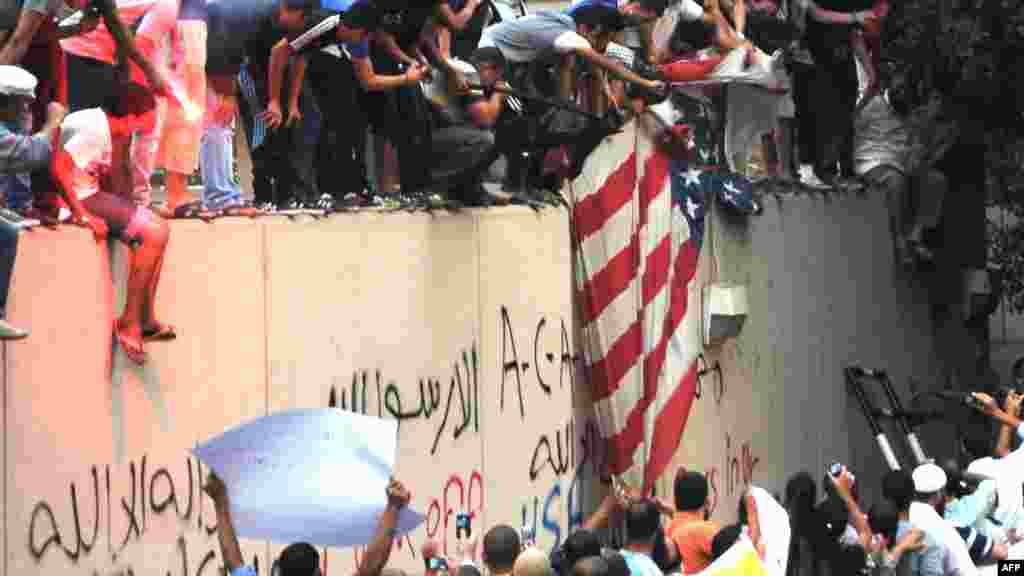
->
[569,122,708,490]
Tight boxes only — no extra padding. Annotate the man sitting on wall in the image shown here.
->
[50,85,173,365]
[203,471,412,576]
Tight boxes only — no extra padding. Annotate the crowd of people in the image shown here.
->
[196,387,1024,576]
[0,0,960,355]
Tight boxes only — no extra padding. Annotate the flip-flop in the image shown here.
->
[114,322,147,365]
[143,324,176,342]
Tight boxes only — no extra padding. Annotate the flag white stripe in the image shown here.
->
[582,276,639,371]
[578,196,636,287]
[571,127,635,207]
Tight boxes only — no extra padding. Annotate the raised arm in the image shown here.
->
[0,10,48,65]
[799,0,871,26]
[203,472,247,573]
[92,0,169,95]
[829,469,873,549]
[576,45,662,92]
[357,478,412,576]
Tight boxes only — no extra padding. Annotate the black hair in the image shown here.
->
[783,472,818,576]
[624,500,662,544]
[674,471,709,512]
[277,542,320,576]
[559,530,603,576]
[483,525,521,573]
[710,524,743,562]
[867,502,899,545]
[881,469,915,512]
[568,5,620,30]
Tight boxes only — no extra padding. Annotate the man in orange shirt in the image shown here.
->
[666,471,718,574]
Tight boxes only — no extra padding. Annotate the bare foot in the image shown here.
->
[142,322,176,342]
[114,319,146,364]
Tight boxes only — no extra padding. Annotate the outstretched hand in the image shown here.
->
[387,477,411,510]
[203,471,228,506]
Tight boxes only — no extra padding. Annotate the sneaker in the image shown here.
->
[0,319,28,340]
[798,165,831,189]
[0,207,40,229]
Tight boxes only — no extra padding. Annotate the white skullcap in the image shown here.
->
[912,463,947,494]
[0,65,36,99]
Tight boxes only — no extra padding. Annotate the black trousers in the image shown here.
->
[792,56,856,177]
[362,47,433,195]
[306,51,367,198]
[238,63,318,206]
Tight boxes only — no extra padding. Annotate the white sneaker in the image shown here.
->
[0,319,28,340]
[798,165,831,189]
[0,208,40,229]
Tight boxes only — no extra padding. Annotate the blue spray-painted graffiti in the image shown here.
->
[521,468,586,548]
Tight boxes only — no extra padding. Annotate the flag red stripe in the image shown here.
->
[578,236,638,325]
[572,152,636,241]
[638,149,670,230]
[602,239,699,473]
[588,152,671,401]
[643,362,699,492]
[589,320,643,402]
[642,235,671,308]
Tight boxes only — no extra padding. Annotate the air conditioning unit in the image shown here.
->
[703,283,748,347]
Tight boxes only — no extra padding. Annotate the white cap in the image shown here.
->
[912,463,947,494]
[0,66,37,99]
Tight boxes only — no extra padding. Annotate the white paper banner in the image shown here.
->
[193,408,425,547]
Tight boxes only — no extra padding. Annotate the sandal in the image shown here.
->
[113,322,147,365]
[173,201,215,222]
[219,204,263,218]
[143,323,176,342]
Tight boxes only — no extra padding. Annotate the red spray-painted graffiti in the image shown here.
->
[351,470,485,569]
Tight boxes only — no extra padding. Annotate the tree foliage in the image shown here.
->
[881,0,1024,311]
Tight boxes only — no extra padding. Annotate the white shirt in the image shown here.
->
[59,108,111,200]
[967,422,1024,530]
[909,502,978,576]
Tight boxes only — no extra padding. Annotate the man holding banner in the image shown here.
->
[204,471,412,576]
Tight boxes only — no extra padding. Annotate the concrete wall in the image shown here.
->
[4,210,597,576]
[652,191,948,518]
[3,165,952,573]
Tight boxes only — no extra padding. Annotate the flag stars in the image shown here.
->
[684,168,702,187]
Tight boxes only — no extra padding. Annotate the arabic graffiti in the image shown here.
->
[529,417,605,482]
[28,457,218,564]
[327,345,479,455]
[25,457,261,576]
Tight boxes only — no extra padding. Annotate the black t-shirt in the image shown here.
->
[375,0,444,50]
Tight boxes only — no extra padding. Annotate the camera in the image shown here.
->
[456,513,472,540]
[827,462,855,484]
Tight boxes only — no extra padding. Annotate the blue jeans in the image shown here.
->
[199,124,242,209]
[0,217,18,317]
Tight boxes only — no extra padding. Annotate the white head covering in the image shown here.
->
[913,463,947,494]
[0,66,37,99]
